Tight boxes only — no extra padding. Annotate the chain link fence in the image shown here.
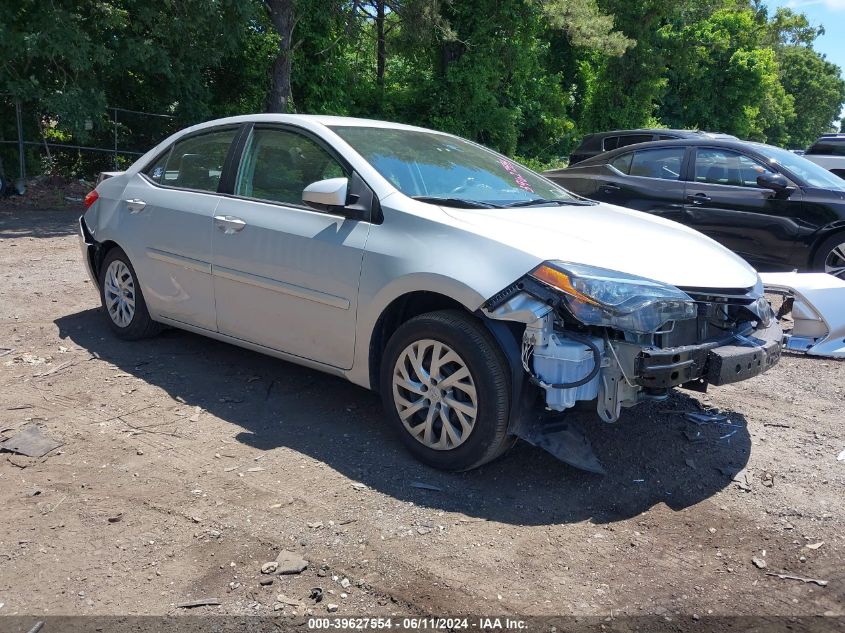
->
[0,95,180,191]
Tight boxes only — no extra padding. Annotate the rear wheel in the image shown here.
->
[379,310,513,471]
[813,232,845,280]
[98,247,162,340]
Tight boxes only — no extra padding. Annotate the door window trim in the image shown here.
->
[612,146,689,182]
[139,124,246,196]
[226,123,378,223]
[687,146,782,190]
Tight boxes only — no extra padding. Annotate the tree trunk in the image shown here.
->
[376,0,386,89]
[266,0,295,113]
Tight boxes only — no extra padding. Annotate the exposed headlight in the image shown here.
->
[530,261,697,334]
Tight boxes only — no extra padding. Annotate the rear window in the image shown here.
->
[145,128,239,192]
[602,136,620,151]
[616,134,654,149]
[610,153,633,174]
[628,147,685,180]
[806,141,845,156]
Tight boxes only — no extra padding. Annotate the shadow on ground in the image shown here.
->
[0,208,79,239]
[56,308,750,526]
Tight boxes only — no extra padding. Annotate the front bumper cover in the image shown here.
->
[636,320,783,390]
[78,215,99,287]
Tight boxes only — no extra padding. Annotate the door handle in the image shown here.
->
[686,193,711,204]
[125,198,147,214]
[599,183,621,193]
[214,215,247,234]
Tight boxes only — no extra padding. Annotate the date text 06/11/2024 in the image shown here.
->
[307,617,528,630]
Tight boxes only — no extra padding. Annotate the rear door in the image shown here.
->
[120,126,241,331]
[588,146,688,220]
[682,147,804,268]
[211,125,371,369]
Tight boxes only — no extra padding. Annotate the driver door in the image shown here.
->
[682,147,804,269]
[211,126,371,369]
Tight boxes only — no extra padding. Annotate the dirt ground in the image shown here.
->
[0,208,843,622]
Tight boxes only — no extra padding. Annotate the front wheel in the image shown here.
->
[379,310,513,471]
[98,247,162,340]
[812,233,845,280]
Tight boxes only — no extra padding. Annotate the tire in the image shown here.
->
[812,232,845,280]
[98,247,162,340]
[379,309,513,471]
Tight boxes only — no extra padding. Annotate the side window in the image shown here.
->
[161,129,239,192]
[235,128,348,206]
[144,148,171,184]
[616,134,653,149]
[694,149,774,187]
[628,148,685,180]
[609,152,633,174]
[602,136,620,151]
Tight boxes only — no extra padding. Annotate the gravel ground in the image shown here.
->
[0,208,843,622]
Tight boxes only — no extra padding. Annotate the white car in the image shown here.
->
[804,134,845,180]
[79,114,781,472]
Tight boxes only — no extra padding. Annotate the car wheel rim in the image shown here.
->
[392,338,478,451]
[824,242,845,279]
[104,260,136,328]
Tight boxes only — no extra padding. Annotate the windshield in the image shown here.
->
[330,126,580,207]
[755,143,845,192]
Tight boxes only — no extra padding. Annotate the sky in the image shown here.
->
[769,0,845,88]
[768,0,845,125]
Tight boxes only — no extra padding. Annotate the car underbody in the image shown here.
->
[483,276,782,473]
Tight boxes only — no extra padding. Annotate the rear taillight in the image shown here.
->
[83,190,99,209]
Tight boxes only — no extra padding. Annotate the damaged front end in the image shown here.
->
[483,261,782,473]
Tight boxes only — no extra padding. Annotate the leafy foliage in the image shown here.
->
[1,0,843,179]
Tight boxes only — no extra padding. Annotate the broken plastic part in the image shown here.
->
[760,272,845,358]
[515,417,605,474]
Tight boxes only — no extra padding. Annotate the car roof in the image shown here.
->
[174,113,439,137]
[582,128,733,139]
[813,134,845,142]
[575,137,769,165]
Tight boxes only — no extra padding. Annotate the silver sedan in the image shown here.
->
[79,115,781,472]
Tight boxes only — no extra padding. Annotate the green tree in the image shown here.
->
[0,0,259,131]
[658,7,794,143]
[0,0,115,137]
[778,46,845,147]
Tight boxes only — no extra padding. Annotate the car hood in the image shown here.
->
[442,202,759,290]
[803,187,845,205]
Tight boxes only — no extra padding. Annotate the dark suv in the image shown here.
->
[569,129,736,165]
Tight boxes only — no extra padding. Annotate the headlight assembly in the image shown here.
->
[530,261,697,334]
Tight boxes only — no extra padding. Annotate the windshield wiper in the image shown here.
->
[505,198,595,207]
[411,196,502,209]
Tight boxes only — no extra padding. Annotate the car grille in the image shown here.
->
[656,290,757,348]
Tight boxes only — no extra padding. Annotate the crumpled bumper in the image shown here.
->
[636,320,783,390]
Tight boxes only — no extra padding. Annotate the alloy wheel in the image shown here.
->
[392,338,478,451]
[824,241,845,279]
[104,260,136,328]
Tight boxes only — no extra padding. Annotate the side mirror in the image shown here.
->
[302,177,348,211]
[756,172,794,198]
